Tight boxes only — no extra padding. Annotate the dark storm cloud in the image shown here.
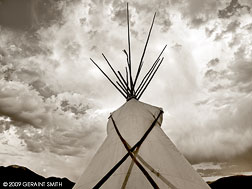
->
[218,45,252,93]
[207,58,219,67]
[109,0,172,33]
[209,84,225,92]
[218,0,250,19]
[181,92,252,164]
[0,0,33,30]
[204,69,219,81]
[60,100,89,118]
[19,115,105,156]
[0,58,105,156]
[0,87,105,156]
[226,20,241,32]
[0,81,49,128]
[215,20,240,41]
[177,0,220,27]
[47,126,103,156]
[205,26,217,37]
[24,138,45,153]
[176,0,250,29]
[204,58,230,86]
[30,80,56,98]
[110,0,127,26]
[0,0,64,30]
[230,61,252,93]
[243,22,252,30]
[0,117,10,132]
[0,27,61,98]
[234,147,252,168]
[0,45,58,98]
[0,0,111,158]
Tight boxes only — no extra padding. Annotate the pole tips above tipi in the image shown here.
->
[90,3,167,101]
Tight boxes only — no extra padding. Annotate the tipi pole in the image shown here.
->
[125,67,129,87]
[117,71,131,93]
[116,81,128,94]
[126,3,134,94]
[102,53,129,94]
[93,110,163,188]
[133,12,156,89]
[121,148,140,188]
[135,45,167,95]
[110,116,159,188]
[90,58,127,98]
[135,58,160,95]
[137,57,164,99]
[136,154,178,189]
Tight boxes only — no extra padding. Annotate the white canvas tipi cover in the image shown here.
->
[74,99,210,189]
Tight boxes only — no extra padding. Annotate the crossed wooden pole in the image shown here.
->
[93,110,178,189]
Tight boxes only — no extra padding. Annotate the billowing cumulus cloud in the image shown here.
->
[174,2,252,168]
[0,80,48,128]
[0,78,106,152]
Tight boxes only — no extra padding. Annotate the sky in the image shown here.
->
[0,0,252,182]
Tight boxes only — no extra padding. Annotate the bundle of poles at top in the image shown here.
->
[90,3,167,101]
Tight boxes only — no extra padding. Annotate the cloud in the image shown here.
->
[0,77,107,157]
[214,20,241,41]
[179,22,252,164]
[174,0,221,27]
[0,116,11,133]
[171,92,252,164]
[171,43,182,49]
[0,0,64,30]
[108,0,172,34]
[0,0,125,161]
[0,80,49,128]
[218,0,250,19]
[229,49,252,92]
[207,58,220,67]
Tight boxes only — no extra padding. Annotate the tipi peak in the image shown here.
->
[90,3,167,101]
[74,3,210,189]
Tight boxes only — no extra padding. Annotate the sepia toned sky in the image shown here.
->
[0,0,252,182]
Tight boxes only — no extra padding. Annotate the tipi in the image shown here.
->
[74,4,210,189]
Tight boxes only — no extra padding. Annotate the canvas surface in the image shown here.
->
[74,99,210,189]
